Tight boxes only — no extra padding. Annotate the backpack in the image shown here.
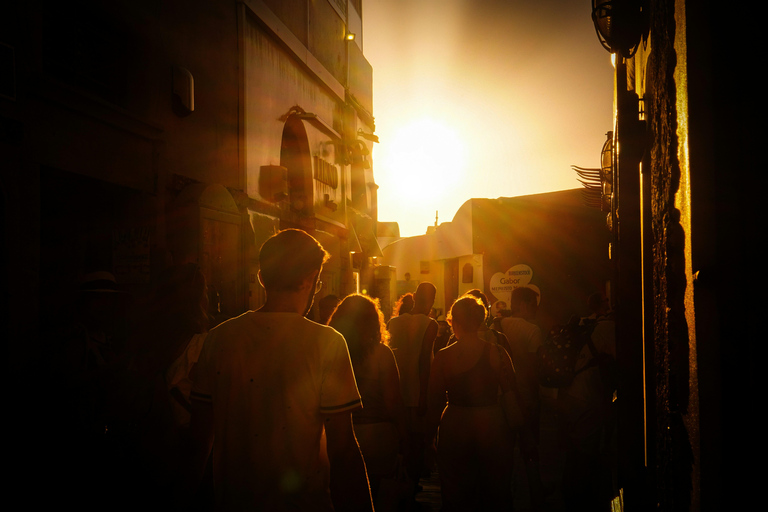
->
[537,318,598,389]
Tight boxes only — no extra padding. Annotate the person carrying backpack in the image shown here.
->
[555,294,617,512]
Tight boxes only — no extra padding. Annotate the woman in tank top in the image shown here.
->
[328,294,408,504]
[425,294,518,511]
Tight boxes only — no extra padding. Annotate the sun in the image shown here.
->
[381,117,467,202]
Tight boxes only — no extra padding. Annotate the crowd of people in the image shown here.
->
[45,228,616,511]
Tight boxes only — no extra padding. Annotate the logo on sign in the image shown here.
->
[489,264,535,304]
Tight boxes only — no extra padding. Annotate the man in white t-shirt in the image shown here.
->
[183,229,372,512]
[499,286,544,408]
[499,285,546,510]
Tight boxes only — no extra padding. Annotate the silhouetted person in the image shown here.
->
[581,291,610,324]
[139,264,212,509]
[328,294,408,509]
[48,271,135,509]
[433,315,452,356]
[105,263,213,507]
[182,229,373,511]
[131,264,209,427]
[318,294,340,324]
[558,295,616,512]
[392,292,414,318]
[466,289,512,354]
[500,286,543,423]
[499,285,545,511]
[425,295,519,511]
[58,271,131,376]
[387,282,438,496]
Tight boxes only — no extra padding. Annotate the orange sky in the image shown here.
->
[363,0,614,238]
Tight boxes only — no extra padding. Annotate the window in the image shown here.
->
[462,263,474,283]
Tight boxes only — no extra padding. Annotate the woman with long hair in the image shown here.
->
[391,292,414,318]
[425,294,520,511]
[328,294,408,503]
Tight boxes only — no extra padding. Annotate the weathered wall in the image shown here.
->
[644,0,696,508]
[632,1,761,510]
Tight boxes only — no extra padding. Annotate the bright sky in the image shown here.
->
[363,0,614,238]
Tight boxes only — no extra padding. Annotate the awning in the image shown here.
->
[296,113,342,143]
[349,225,363,253]
[352,221,383,258]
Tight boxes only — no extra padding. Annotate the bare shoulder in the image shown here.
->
[433,341,456,364]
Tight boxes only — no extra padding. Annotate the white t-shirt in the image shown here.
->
[499,316,543,355]
[500,316,544,403]
[191,311,361,511]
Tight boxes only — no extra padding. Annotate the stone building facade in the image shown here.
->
[2,0,380,373]
[590,1,759,509]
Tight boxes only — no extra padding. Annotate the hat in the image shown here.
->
[78,271,122,293]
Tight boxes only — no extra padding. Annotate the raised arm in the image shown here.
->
[324,411,374,512]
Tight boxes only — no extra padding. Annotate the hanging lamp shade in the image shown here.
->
[591,0,647,58]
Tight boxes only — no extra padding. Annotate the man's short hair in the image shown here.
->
[511,286,539,307]
[259,229,330,291]
[414,282,436,310]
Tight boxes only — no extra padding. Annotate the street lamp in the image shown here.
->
[591,0,647,58]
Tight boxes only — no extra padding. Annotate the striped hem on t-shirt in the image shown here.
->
[319,398,362,414]
[189,390,213,403]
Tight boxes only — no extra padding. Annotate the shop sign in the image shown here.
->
[489,264,539,305]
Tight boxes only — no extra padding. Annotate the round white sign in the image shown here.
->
[489,264,535,304]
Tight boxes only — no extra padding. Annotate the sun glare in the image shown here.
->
[381,118,467,203]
